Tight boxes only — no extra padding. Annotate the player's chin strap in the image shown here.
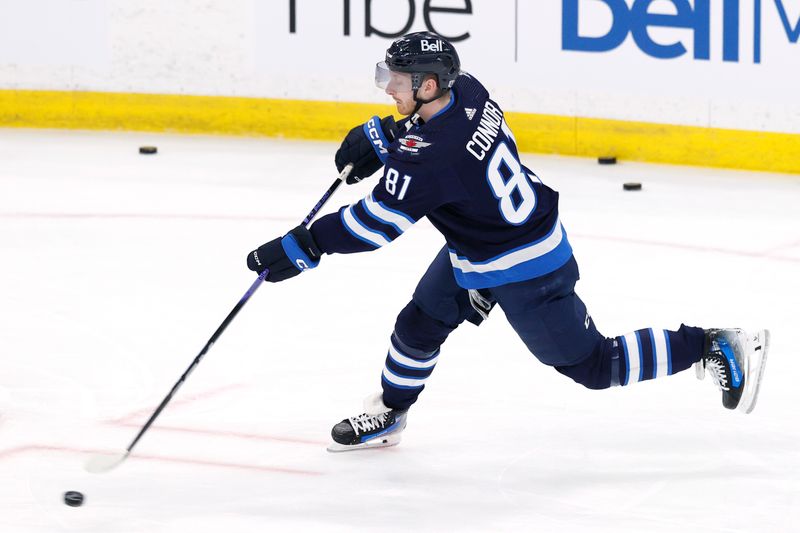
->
[411,87,449,118]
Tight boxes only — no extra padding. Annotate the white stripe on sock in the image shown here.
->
[388,344,438,369]
[654,329,670,379]
[624,332,642,384]
[382,367,427,388]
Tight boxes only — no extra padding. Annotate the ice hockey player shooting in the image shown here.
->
[246,32,770,452]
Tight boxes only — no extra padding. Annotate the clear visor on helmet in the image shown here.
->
[375,61,413,92]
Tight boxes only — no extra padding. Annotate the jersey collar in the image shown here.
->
[428,89,456,122]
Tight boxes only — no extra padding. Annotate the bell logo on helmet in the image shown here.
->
[421,39,443,52]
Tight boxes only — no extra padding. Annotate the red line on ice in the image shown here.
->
[111,421,328,447]
[104,383,328,446]
[0,444,323,476]
[107,383,245,425]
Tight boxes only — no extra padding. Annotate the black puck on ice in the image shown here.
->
[139,146,158,155]
[64,491,84,507]
[598,156,617,165]
[623,182,643,191]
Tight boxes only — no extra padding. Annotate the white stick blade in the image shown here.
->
[84,452,128,474]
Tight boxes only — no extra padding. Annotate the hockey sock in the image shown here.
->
[380,333,440,410]
[615,324,705,386]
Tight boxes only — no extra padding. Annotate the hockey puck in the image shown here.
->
[64,491,84,507]
[139,146,157,155]
[598,156,617,165]
[623,182,642,191]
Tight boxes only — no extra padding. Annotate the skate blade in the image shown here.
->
[739,329,770,414]
[326,433,402,453]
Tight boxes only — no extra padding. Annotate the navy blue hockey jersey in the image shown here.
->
[310,74,572,289]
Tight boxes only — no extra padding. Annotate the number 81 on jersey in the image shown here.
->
[486,142,536,225]
[385,168,412,201]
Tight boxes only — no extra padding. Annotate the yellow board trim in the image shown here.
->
[1,89,798,174]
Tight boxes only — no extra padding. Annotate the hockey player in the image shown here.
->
[247,32,770,452]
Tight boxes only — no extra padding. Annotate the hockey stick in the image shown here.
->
[85,163,353,474]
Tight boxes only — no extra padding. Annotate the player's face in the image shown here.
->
[375,62,415,115]
[387,85,416,115]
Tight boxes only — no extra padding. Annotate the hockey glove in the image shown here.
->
[246,225,322,282]
[335,115,399,184]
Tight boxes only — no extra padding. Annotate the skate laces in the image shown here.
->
[348,412,389,436]
[703,355,730,392]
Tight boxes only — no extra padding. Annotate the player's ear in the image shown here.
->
[424,76,439,97]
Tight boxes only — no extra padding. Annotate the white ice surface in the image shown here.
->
[1,129,798,532]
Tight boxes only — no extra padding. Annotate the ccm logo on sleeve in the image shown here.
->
[366,117,389,155]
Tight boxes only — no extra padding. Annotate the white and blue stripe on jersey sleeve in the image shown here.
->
[448,216,573,289]
[340,194,415,249]
[363,194,415,233]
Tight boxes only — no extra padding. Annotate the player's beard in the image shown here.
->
[393,94,415,116]
[396,101,413,116]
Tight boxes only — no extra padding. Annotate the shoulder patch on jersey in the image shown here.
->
[398,135,432,155]
[465,108,477,120]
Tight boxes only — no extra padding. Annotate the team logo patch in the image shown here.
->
[398,135,432,154]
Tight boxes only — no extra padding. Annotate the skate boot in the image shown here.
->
[327,393,408,452]
[695,329,770,414]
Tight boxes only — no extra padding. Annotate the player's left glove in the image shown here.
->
[335,115,399,184]
[246,225,322,282]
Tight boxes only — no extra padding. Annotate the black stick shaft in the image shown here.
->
[122,164,352,455]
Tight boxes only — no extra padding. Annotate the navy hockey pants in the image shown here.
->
[380,246,706,411]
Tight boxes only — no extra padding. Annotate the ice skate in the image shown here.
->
[695,329,770,414]
[327,393,408,452]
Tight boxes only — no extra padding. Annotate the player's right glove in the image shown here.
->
[335,115,399,184]
[246,225,322,282]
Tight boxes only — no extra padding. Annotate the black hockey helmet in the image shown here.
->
[376,31,461,114]
[383,31,460,91]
